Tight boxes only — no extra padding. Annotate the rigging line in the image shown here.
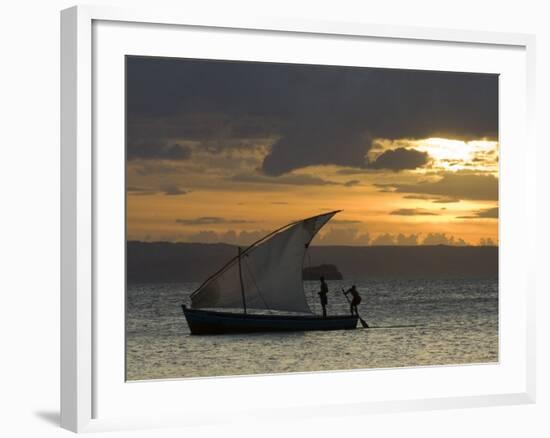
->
[243,256,273,314]
[191,210,342,298]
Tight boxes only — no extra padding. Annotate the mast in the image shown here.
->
[237,247,247,314]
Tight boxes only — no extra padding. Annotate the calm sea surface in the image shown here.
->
[126,278,498,380]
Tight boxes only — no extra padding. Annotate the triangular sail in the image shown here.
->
[190,211,339,313]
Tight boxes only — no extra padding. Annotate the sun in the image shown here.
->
[414,137,498,173]
[418,138,470,162]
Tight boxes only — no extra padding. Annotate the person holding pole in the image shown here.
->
[344,284,362,316]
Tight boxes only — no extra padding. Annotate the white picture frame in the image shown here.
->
[60,4,536,433]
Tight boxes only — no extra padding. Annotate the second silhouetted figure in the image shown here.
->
[318,276,329,317]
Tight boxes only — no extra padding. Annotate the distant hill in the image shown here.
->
[303,264,343,281]
[127,241,498,284]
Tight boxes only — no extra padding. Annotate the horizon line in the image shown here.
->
[126,240,498,248]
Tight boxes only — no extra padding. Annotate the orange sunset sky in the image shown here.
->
[126,57,498,246]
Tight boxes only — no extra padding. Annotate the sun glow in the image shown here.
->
[370,137,498,174]
[416,137,498,173]
[128,135,499,246]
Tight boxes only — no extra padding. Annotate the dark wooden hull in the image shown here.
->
[181,305,358,335]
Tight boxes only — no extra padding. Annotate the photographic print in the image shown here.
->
[126,56,498,380]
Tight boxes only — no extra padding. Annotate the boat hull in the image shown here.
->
[182,305,358,334]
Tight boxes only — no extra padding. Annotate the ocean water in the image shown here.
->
[126,278,498,380]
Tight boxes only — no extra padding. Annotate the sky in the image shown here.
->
[126,56,499,246]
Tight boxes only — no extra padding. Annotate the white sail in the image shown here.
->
[190,211,339,313]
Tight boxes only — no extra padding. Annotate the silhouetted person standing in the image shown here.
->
[345,285,362,316]
[318,276,329,317]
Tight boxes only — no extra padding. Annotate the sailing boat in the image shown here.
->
[181,210,358,334]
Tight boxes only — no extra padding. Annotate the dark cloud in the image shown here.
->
[261,129,371,176]
[432,197,460,204]
[401,194,459,203]
[369,148,430,171]
[456,207,498,219]
[230,173,339,186]
[127,143,192,161]
[378,173,498,201]
[402,194,434,200]
[230,172,365,187]
[130,162,183,176]
[440,159,463,167]
[127,57,498,175]
[161,184,189,196]
[126,186,157,196]
[127,185,189,196]
[176,217,250,225]
[389,208,438,216]
[344,179,361,187]
[336,168,368,175]
[127,184,190,196]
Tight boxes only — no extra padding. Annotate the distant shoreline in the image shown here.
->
[127,241,498,284]
[127,240,499,248]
